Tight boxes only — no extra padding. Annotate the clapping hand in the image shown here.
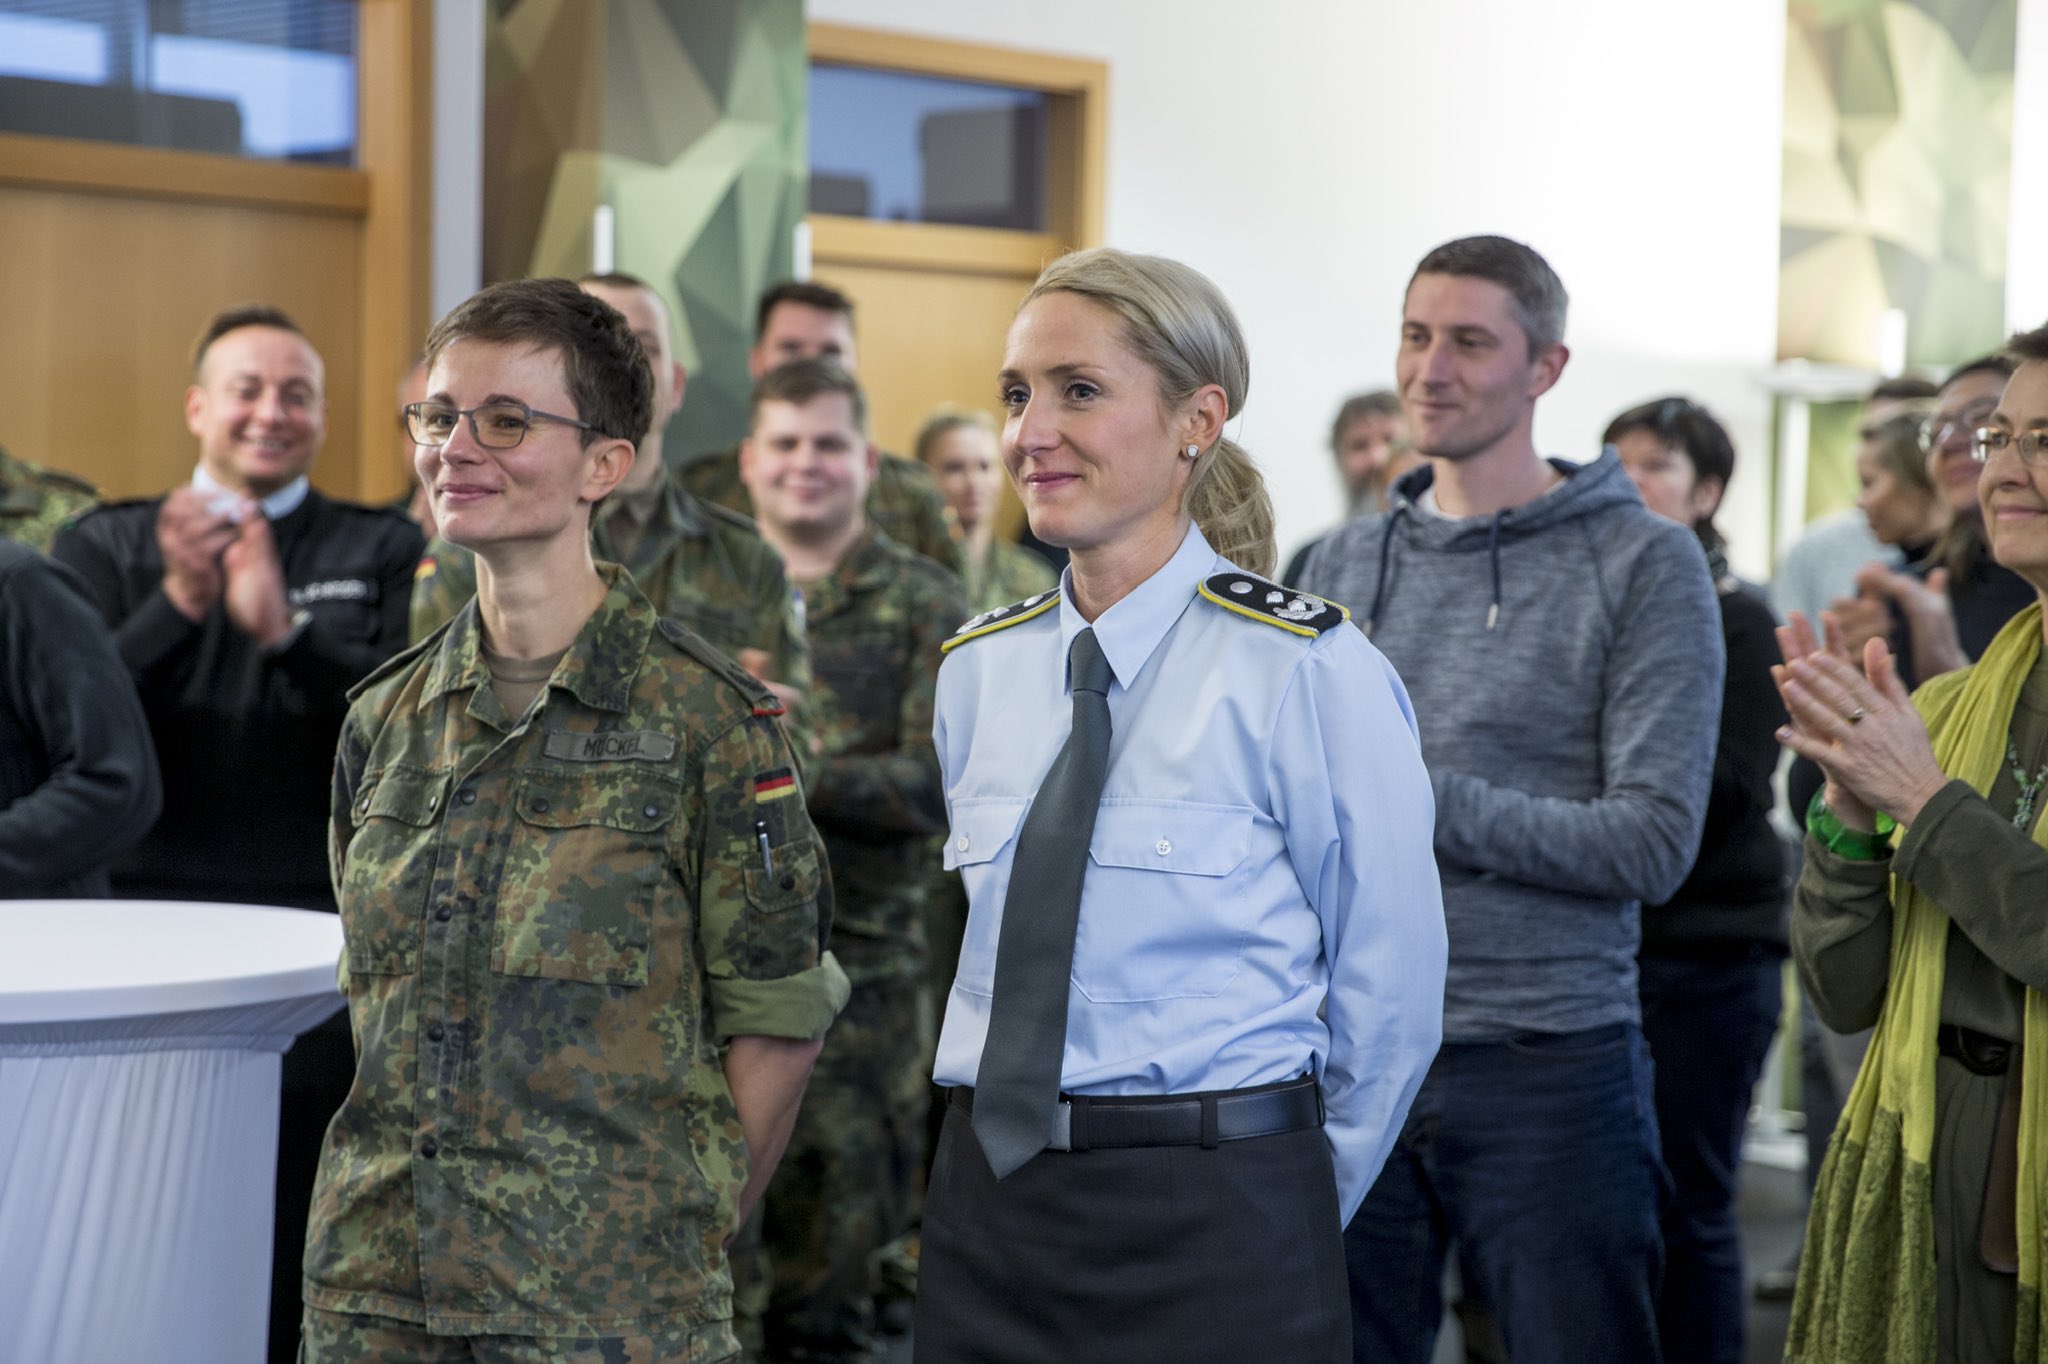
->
[155,487,246,620]
[223,512,295,647]
[1772,612,1949,830]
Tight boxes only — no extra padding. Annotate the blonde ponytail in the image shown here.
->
[1185,437,1275,577]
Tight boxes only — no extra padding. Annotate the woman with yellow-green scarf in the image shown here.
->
[1772,323,2048,1364]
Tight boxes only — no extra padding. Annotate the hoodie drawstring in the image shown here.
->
[1485,511,1504,631]
[1363,501,1507,634]
[1362,503,1405,637]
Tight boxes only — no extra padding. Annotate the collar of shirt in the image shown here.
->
[418,563,654,716]
[192,465,310,520]
[1055,521,1215,693]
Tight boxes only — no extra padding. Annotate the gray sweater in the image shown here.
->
[1301,451,1723,1040]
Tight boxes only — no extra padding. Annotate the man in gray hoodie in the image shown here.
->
[1302,236,1723,1363]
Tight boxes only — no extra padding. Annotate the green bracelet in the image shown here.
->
[1806,787,1893,860]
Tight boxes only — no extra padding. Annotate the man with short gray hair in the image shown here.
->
[1302,235,1723,1363]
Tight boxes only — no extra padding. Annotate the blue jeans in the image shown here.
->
[1343,1022,1668,1364]
[1639,949,1784,1364]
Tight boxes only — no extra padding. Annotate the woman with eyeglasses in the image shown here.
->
[1776,324,2048,1364]
[1851,357,2039,690]
[1609,397,1787,1364]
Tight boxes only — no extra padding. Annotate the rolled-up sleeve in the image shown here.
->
[1273,628,1446,1224]
[690,712,851,1042]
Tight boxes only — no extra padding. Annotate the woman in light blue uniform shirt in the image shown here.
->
[912,248,1447,1363]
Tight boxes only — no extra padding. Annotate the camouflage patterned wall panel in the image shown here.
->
[1779,0,2014,370]
[1778,0,2015,519]
[483,0,804,464]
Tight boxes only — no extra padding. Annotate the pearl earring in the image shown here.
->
[1184,444,1200,460]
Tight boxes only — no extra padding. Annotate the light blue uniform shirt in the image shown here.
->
[932,523,1447,1221]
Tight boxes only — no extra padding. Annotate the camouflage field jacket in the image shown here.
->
[794,527,965,984]
[307,567,848,1336]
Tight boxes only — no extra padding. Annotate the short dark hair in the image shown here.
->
[2005,321,2048,365]
[1602,396,1736,548]
[192,304,306,376]
[1944,352,2019,388]
[579,270,653,293]
[1409,235,1567,355]
[423,278,652,447]
[1868,375,1939,403]
[747,358,867,435]
[1329,390,1401,453]
[755,280,855,341]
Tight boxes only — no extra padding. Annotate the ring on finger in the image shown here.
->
[1847,706,1867,724]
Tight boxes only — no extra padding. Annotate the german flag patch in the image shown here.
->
[755,768,798,803]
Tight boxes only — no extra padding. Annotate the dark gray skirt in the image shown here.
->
[912,1098,1349,1363]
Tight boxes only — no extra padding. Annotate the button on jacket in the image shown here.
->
[932,524,1447,1222]
[307,567,849,1337]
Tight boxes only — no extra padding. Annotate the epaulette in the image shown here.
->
[1197,572,1349,637]
[656,616,785,717]
[346,632,436,702]
[942,590,1059,652]
[33,464,99,497]
[694,496,763,535]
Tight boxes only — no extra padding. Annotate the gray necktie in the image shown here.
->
[972,627,1115,1177]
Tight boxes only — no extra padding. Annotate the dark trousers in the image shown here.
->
[274,1009,354,1364]
[1344,1023,1669,1364]
[914,1098,1348,1363]
[1639,949,1784,1364]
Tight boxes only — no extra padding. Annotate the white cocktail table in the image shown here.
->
[0,901,345,1364]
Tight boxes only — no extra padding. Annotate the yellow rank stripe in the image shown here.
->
[1194,580,1349,638]
[940,593,1060,652]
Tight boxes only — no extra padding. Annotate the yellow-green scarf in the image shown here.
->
[1787,603,2048,1362]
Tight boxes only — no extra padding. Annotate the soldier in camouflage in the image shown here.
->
[727,358,965,1362]
[676,280,960,577]
[412,273,811,708]
[305,278,847,1362]
[0,445,97,552]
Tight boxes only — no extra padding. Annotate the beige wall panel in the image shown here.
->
[0,185,364,502]
[812,261,1031,458]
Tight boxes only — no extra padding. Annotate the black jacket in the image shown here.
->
[1640,578,1790,955]
[51,488,422,907]
[0,543,160,897]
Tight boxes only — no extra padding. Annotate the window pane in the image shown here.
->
[0,0,357,165]
[808,62,1046,231]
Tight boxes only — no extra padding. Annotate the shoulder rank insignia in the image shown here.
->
[941,590,1060,652]
[1197,572,1350,637]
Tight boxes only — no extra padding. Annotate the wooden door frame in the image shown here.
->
[804,23,1108,272]
[0,0,434,503]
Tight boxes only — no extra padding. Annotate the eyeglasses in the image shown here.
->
[404,401,596,449]
[1970,426,2048,468]
[1920,398,2000,454]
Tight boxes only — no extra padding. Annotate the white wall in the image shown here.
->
[2011,0,2048,335]
[810,0,1790,576]
[431,0,485,321]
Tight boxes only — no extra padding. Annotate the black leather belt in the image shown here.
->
[950,1075,1323,1152]
[1938,1023,2013,1076]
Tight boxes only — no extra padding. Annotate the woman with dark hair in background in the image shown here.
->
[1609,396,1787,1364]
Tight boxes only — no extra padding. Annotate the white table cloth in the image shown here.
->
[0,901,344,1364]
